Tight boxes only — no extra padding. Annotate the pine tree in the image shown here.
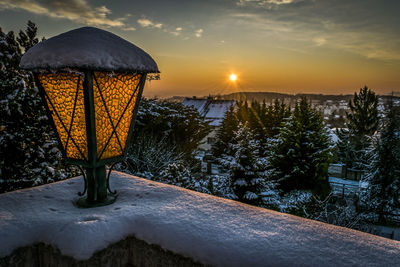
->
[360,100,400,224]
[265,99,290,138]
[270,97,332,195]
[16,21,39,52]
[220,123,264,205]
[0,22,66,192]
[133,99,210,158]
[212,105,238,158]
[335,128,355,170]
[261,99,291,155]
[159,162,194,189]
[347,86,378,136]
[337,86,378,171]
[121,98,210,179]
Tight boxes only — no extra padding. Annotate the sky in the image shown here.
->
[1,0,400,97]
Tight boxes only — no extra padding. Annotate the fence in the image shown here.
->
[329,181,359,198]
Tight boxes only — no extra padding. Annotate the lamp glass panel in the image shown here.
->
[93,72,141,159]
[39,73,88,160]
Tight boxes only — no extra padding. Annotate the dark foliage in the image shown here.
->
[270,98,332,195]
[0,22,69,192]
[361,99,400,224]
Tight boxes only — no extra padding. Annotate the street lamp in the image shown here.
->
[20,27,159,207]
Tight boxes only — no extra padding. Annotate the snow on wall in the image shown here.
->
[20,27,159,73]
[1,172,400,266]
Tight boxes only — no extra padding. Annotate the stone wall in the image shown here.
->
[0,235,204,267]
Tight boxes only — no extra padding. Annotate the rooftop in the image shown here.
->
[182,98,235,126]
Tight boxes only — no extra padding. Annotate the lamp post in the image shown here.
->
[20,27,159,207]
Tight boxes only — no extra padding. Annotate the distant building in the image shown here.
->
[183,98,236,151]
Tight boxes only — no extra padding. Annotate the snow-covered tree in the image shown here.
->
[213,99,289,159]
[121,134,182,179]
[264,99,291,138]
[134,98,210,158]
[337,86,378,171]
[270,97,332,195]
[205,174,233,197]
[0,22,68,192]
[219,123,264,205]
[212,105,238,158]
[347,86,378,137]
[159,162,194,189]
[117,99,210,191]
[304,194,364,229]
[360,100,400,224]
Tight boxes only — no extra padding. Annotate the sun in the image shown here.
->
[229,73,237,82]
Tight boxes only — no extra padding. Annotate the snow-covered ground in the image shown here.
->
[1,172,400,266]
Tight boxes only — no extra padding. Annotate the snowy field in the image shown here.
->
[1,172,400,266]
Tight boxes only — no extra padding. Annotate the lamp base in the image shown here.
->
[75,194,117,208]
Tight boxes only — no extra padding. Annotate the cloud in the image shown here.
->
[313,37,326,46]
[232,0,400,62]
[264,0,294,5]
[122,27,136,31]
[137,18,162,29]
[170,27,183,36]
[195,29,203,38]
[0,0,134,29]
[237,0,297,7]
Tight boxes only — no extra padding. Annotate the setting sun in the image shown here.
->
[229,73,237,82]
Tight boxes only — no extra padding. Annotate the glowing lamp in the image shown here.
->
[20,27,159,207]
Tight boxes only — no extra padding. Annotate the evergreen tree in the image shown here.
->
[347,86,378,136]
[266,99,290,138]
[337,86,378,171]
[120,98,210,179]
[255,99,290,158]
[16,21,39,52]
[335,128,356,170]
[159,162,194,189]
[0,22,67,192]
[270,98,332,195]
[247,101,264,142]
[134,98,210,158]
[220,123,264,205]
[360,100,400,224]
[212,105,238,158]
[236,101,250,124]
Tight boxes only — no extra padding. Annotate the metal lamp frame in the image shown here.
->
[34,71,147,207]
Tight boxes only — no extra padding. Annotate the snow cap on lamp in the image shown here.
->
[20,27,159,73]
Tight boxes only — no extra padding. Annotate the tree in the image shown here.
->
[347,86,378,136]
[212,105,238,158]
[360,100,400,224]
[159,162,194,189]
[270,97,332,195]
[118,98,210,179]
[0,22,68,192]
[134,99,210,158]
[16,21,39,52]
[246,99,290,156]
[219,123,264,205]
[122,134,182,179]
[337,86,378,171]
[265,99,291,138]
